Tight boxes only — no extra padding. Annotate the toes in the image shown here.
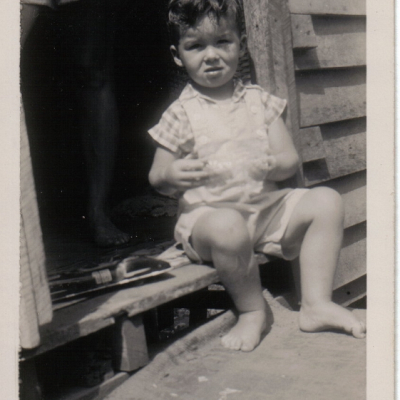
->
[221,334,241,351]
[116,233,131,245]
[95,230,131,247]
[352,321,366,339]
[240,340,256,352]
[221,334,258,352]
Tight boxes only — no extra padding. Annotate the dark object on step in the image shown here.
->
[49,256,172,302]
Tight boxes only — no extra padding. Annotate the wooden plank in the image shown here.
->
[334,237,366,288]
[333,223,366,289]
[291,15,317,49]
[288,0,366,16]
[303,158,331,186]
[302,140,366,188]
[332,275,366,307]
[326,171,366,228]
[20,106,53,350]
[342,185,366,228]
[243,0,304,184]
[322,118,366,178]
[299,126,326,162]
[113,314,149,372]
[326,169,366,193]
[303,168,367,224]
[294,16,366,69]
[300,118,366,180]
[324,132,366,178]
[22,264,219,359]
[243,0,276,94]
[290,222,366,300]
[316,171,367,229]
[296,68,366,127]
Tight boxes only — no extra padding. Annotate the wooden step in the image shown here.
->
[21,264,219,359]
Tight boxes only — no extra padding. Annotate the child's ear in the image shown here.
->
[170,45,184,67]
[239,34,247,58]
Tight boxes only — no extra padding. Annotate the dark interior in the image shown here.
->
[21,1,181,281]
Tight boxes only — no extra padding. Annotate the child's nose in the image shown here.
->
[204,46,219,61]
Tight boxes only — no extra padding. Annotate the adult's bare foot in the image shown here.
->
[221,309,267,352]
[91,214,131,247]
[299,301,366,339]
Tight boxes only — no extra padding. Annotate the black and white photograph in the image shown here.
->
[1,0,395,399]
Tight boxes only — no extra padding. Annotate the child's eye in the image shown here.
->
[187,43,201,50]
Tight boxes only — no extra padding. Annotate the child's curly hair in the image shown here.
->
[167,0,243,46]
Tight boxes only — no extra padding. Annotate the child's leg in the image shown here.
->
[191,208,267,351]
[282,187,366,338]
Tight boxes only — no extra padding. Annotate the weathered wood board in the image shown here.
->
[293,16,366,69]
[296,68,366,127]
[327,170,366,195]
[243,0,277,93]
[22,264,219,359]
[300,118,366,185]
[243,0,303,183]
[322,120,366,178]
[330,170,367,228]
[303,162,366,188]
[113,315,149,372]
[301,169,366,228]
[20,106,53,350]
[332,275,366,306]
[291,15,318,49]
[341,185,366,229]
[334,223,366,288]
[302,158,331,186]
[299,126,326,162]
[288,0,366,16]
[288,1,366,294]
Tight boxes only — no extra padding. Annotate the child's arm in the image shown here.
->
[266,117,301,181]
[149,146,210,196]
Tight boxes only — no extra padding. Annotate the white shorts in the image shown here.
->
[175,188,309,263]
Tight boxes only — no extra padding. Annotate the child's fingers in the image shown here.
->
[177,179,206,189]
[181,170,210,181]
[179,159,206,171]
[176,171,210,188]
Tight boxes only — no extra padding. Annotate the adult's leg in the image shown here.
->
[281,187,366,338]
[21,4,41,47]
[191,208,267,351]
[72,0,130,246]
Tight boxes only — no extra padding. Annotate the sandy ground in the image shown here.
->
[105,291,366,400]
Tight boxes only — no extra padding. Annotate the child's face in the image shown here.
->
[171,14,245,96]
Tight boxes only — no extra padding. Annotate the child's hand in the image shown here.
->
[164,159,210,190]
[248,155,277,181]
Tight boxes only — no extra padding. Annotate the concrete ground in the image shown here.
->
[105,290,366,400]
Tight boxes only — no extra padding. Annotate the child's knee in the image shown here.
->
[197,209,250,252]
[309,187,344,222]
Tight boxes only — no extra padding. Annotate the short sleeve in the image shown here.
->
[260,91,287,127]
[148,101,192,155]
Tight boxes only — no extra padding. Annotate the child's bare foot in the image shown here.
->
[299,301,366,338]
[91,214,131,247]
[221,309,267,352]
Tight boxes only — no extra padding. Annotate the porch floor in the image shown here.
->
[104,291,366,400]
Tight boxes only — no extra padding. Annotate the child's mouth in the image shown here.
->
[205,67,223,76]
